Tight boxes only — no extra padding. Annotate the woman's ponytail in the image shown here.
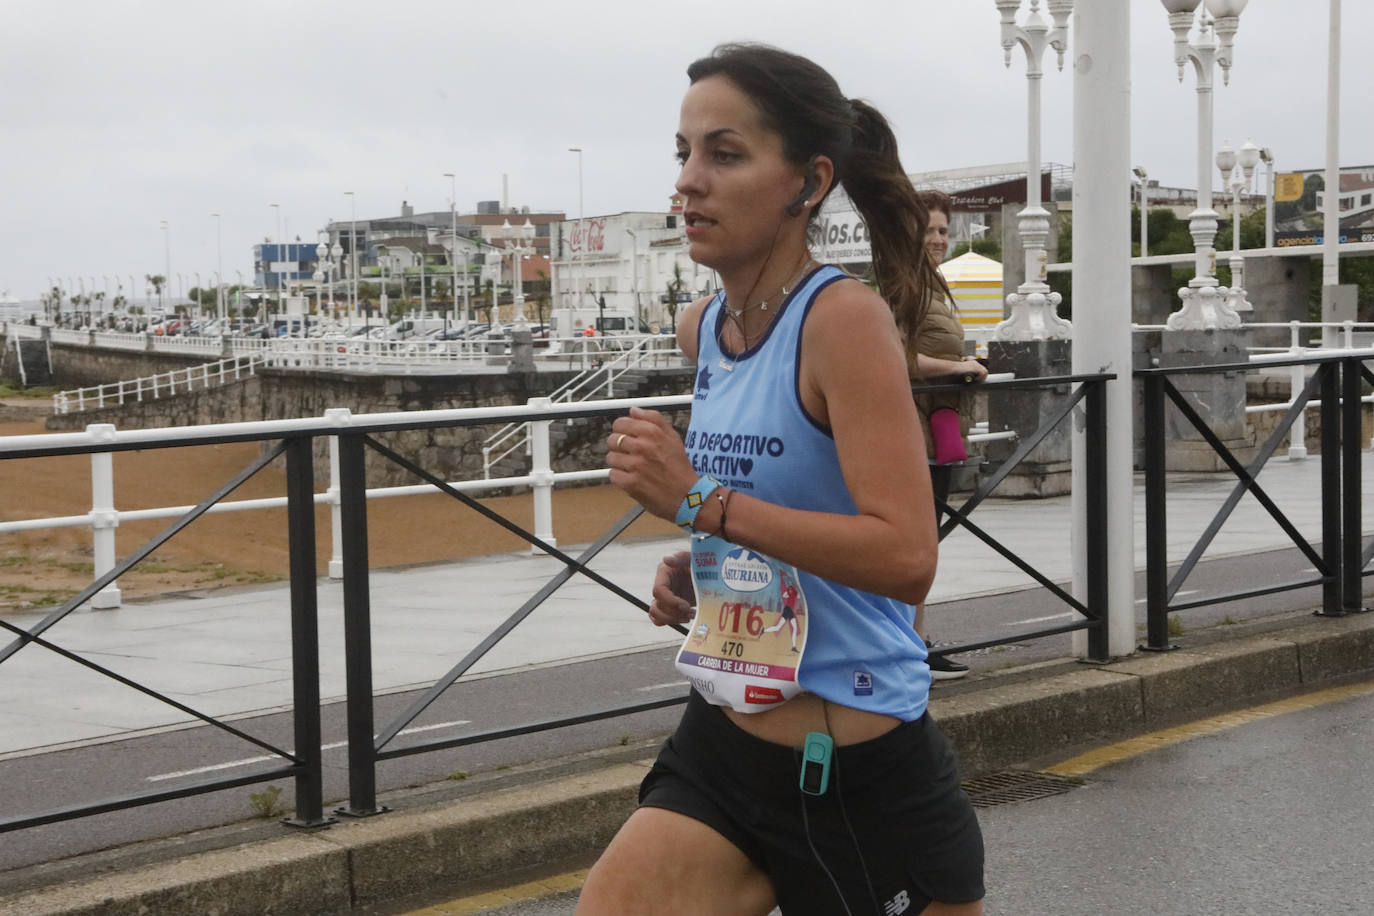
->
[840,99,950,340]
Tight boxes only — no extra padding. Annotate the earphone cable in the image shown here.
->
[798,772,855,916]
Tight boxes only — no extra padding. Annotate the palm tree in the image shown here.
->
[145,274,166,310]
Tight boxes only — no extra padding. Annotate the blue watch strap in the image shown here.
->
[675,476,723,531]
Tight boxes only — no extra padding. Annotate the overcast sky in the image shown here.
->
[2,0,1368,302]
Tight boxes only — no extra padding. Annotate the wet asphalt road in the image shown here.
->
[431,682,1374,916]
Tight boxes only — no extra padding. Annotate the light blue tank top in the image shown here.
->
[685,264,931,720]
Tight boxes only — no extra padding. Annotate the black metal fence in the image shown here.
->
[4,359,1367,834]
[1138,353,1373,650]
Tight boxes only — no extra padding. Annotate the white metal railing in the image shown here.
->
[1,321,43,340]
[1047,239,1374,273]
[23,324,693,373]
[0,395,693,609]
[49,328,90,346]
[52,354,266,415]
[98,331,149,351]
[1241,323,1374,460]
[481,336,685,477]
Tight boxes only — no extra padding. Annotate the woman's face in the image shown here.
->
[674,75,806,274]
[925,208,950,263]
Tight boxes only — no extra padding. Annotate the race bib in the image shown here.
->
[677,535,808,713]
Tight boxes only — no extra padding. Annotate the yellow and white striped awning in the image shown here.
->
[938,252,1003,327]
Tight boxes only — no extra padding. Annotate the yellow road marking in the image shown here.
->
[1045,680,1374,778]
[400,869,589,915]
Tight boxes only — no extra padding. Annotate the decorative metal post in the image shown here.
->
[1161,0,1249,331]
[993,0,1074,342]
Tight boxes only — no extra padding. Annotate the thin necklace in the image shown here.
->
[724,255,815,319]
[719,255,816,358]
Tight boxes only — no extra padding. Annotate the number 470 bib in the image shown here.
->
[676,534,809,713]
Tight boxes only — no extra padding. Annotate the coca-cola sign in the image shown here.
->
[567,218,606,255]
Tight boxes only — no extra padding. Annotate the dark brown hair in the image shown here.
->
[918,189,953,222]
[686,43,949,337]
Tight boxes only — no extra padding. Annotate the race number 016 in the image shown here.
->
[718,602,765,638]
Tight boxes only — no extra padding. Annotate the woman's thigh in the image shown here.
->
[577,807,776,916]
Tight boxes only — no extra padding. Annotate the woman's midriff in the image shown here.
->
[722,692,901,748]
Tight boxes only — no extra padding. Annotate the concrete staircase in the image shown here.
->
[483,367,679,479]
[9,338,53,387]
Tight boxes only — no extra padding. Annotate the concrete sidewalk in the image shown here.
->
[2,454,1367,756]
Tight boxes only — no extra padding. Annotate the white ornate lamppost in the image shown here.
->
[316,241,333,320]
[501,218,537,328]
[313,267,325,317]
[1214,137,1261,312]
[344,191,358,321]
[1133,166,1150,258]
[1258,146,1275,250]
[993,0,1074,342]
[1162,0,1249,331]
[443,171,462,327]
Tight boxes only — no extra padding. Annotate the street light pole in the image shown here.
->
[444,171,460,327]
[345,191,358,321]
[159,219,170,313]
[211,212,223,319]
[568,147,584,308]
[270,203,282,319]
[626,227,641,330]
[331,241,344,325]
[993,0,1074,342]
[316,240,329,322]
[418,245,427,320]
[1162,0,1249,331]
[1321,0,1342,348]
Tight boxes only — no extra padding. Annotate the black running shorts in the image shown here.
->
[640,691,985,915]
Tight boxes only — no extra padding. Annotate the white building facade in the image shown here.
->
[551,211,719,330]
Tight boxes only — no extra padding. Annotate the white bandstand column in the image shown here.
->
[1071,0,1136,660]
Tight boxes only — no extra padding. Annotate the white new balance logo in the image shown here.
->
[884,889,911,915]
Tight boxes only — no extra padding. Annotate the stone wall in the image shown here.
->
[47,342,219,389]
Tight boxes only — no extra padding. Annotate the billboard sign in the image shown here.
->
[949,173,1052,213]
[1274,166,1374,247]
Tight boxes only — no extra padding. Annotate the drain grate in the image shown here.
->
[961,770,1083,809]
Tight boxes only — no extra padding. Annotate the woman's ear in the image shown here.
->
[807,155,836,205]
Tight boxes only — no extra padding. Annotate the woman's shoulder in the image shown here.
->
[807,271,896,335]
[676,293,718,358]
